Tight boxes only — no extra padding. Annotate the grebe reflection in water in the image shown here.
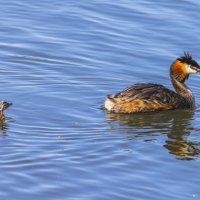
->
[105,110,200,160]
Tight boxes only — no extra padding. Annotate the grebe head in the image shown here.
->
[0,101,11,121]
[170,52,200,82]
[0,101,12,111]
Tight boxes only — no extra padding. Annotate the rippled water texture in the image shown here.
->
[1,1,200,200]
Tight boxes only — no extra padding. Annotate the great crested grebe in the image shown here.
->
[104,52,200,113]
[0,101,11,120]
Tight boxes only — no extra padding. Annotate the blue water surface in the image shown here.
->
[0,1,200,200]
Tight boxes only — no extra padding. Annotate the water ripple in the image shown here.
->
[1,0,200,200]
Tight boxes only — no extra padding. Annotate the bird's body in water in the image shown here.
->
[0,101,12,120]
[104,52,200,113]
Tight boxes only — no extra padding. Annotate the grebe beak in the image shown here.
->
[192,65,200,72]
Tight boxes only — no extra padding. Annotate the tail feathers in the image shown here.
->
[104,95,115,112]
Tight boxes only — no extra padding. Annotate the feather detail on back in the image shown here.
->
[104,83,189,113]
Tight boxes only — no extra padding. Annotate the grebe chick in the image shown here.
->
[0,101,12,120]
[104,52,200,113]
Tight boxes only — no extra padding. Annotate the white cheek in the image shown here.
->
[185,64,197,74]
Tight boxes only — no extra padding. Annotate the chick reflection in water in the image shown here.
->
[105,110,199,160]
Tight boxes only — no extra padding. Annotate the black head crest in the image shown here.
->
[178,52,199,67]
